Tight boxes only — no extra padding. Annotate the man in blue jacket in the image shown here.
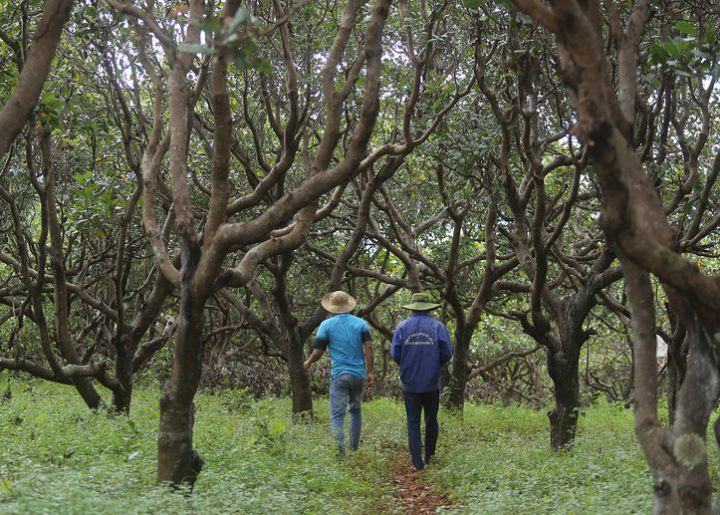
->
[304,291,374,456]
[391,292,453,471]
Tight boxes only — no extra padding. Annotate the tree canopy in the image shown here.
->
[3,0,720,510]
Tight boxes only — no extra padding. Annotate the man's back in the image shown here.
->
[391,312,452,393]
[316,314,369,379]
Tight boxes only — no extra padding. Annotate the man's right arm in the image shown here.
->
[305,323,329,371]
[304,348,325,371]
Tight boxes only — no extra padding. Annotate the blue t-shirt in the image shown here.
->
[313,314,371,380]
[390,312,453,393]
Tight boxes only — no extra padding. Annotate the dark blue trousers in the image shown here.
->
[403,390,440,470]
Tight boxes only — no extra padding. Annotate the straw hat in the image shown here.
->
[402,292,440,311]
[321,291,357,314]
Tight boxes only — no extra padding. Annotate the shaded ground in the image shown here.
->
[389,451,457,514]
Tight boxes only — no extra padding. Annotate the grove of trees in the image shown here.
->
[2,0,720,511]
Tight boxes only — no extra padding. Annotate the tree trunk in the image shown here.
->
[113,274,174,414]
[68,375,102,409]
[41,128,102,411]
[156,251,206,488]
[546,348,580,449]
[649,319,715,514]
[666,356,678,426]
[624,264,717,514]
[287,334,313,417]
[112,333,135,413]
[666,335,687,426]
[270,253,313,418]
[713,417,720,513]
[444,332,468,411]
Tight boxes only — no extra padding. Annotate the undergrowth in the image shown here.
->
[428,401,720,514]
[1,372,717,514]
[0,374,402,514]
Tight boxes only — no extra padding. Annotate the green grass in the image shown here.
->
[431,403,652,513]
[1,372,715,514]
[0,375,403,514]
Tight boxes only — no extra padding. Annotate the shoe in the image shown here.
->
[412,464,424,472]
[424,455,435,466]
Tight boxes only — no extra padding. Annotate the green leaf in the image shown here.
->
[233,52,248,70]
[703,27,716,45]
[228,7,249,33]
[200,16,222,33]
[178,42,213,55]
[0,478,13,497]
[675,21,696,36]
[463,0,482,8]
[223,32,240,45]
[677,38,692,54]
[650,43,669,62]
[663,41,681,60]
[255,58,273,74]
[269,420,286,437]
[692,47,713,61]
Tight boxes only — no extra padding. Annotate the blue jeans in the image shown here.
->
[403,390,440,470]
[329,374,365,454]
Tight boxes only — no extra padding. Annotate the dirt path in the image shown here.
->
[389,452,457,514]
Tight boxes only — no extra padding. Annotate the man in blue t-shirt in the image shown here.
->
[391,292,453,471]
[304,291,374,455]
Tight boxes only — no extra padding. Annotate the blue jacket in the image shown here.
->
[391,312,453,393]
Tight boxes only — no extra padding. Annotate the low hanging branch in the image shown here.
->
[467,345,542,381]
[0,0,74,156]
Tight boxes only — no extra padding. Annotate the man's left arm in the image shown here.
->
[362,325,374,386]
[363,339,374,386]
